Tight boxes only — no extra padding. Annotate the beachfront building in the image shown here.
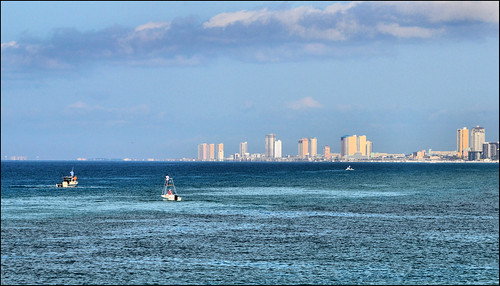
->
[482,142,499,160]
[198,143,208,161]
[209,144,215,161]
[298,138,309,159]
[239,141,248,158]
[274,140,282,158]
[366,141,373,158]
[265,134,276,158]
[340,135,371,160]
[470,126,485,152]
[324,145,331,159]
[457,127,469,158]
[217,143,224,161]
[309,137,317,158]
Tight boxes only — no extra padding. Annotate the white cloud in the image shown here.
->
[377,23,444,39]
[203,9,269,28]
[287,97,323,110]
[202,4,359,41]
[1,41,19,50]
[203,2,359,30]
[383,1,499,23]
[135,22,170,32]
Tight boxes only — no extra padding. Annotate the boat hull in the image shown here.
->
[161,194,182,201]
[56,178,78,187]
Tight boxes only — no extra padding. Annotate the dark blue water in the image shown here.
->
[1,161,498,285]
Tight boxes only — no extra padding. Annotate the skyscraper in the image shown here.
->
[217,143,224,161]
[239,141,248,157]
[209,143,215,161]
[274,140,282,158]
[324,145,331,159]
[482,142,499,160]
[457,127,469,158]
[366,141,373,158]
[340,135,356,158]
[357,135,367,156]
[198,143,208,161]
[470,126,485,152]
[309,137,317,158]
[265,134,276,158]
[298,138,309,159]
[341,135,370,159]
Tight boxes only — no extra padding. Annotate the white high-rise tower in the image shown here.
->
[239,141,248,157]
[470,126,485,152]
[265,134,276,158]
[274,140,282,158]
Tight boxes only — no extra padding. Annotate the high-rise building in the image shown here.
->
[217,143,224,161]
[209,144,215,161]
[341,135,370,159]
[265,134,276,158]
[298,138,309,159]
[309,137,317,158]
[366,141,373,158]
[274,140,282,158]
[324,145,331,159]
[239,141,248,157]
[470,126,485,152]
[198,143,208,161]
[457,127,469,158]
[340,135,356,158]
[482,142,499,160]
[357,135,367,156]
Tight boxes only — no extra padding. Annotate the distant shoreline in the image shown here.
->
[1,159,498,164]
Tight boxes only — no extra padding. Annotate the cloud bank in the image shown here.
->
[287,97,323,110]
[2,2,498,72]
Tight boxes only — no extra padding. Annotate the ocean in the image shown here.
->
[1,161,498,285]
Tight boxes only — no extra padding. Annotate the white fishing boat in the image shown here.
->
[56,168,78,187]
[161,175,182,201]
[346,165,354,171]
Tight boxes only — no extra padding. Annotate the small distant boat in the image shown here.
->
[56,168,78,187]
[346,165,354,171]
[161,175,182,201]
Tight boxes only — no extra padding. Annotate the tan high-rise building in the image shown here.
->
[324,145,331,159]
[457,127,469,158]
[309,137,317,158]
[341,135,370,159]
[298,138,309,159]
[216,143,224,161]
[209,144,215,161]
[357,135,367,156]
[341,135,356,158]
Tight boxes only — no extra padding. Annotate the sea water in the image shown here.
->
[1,161,498,285]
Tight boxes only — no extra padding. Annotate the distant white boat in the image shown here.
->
[56,168,78,187]
[161,175,182,201]
[346,165,354,171]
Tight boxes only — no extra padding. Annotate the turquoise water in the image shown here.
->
[1,161,499,284]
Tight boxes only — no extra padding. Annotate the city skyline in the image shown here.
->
[190,124,498,162]
[2,2,498,160]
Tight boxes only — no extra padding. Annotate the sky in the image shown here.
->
[1,1,499,160]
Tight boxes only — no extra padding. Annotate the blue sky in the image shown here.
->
[2,1,499,160]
